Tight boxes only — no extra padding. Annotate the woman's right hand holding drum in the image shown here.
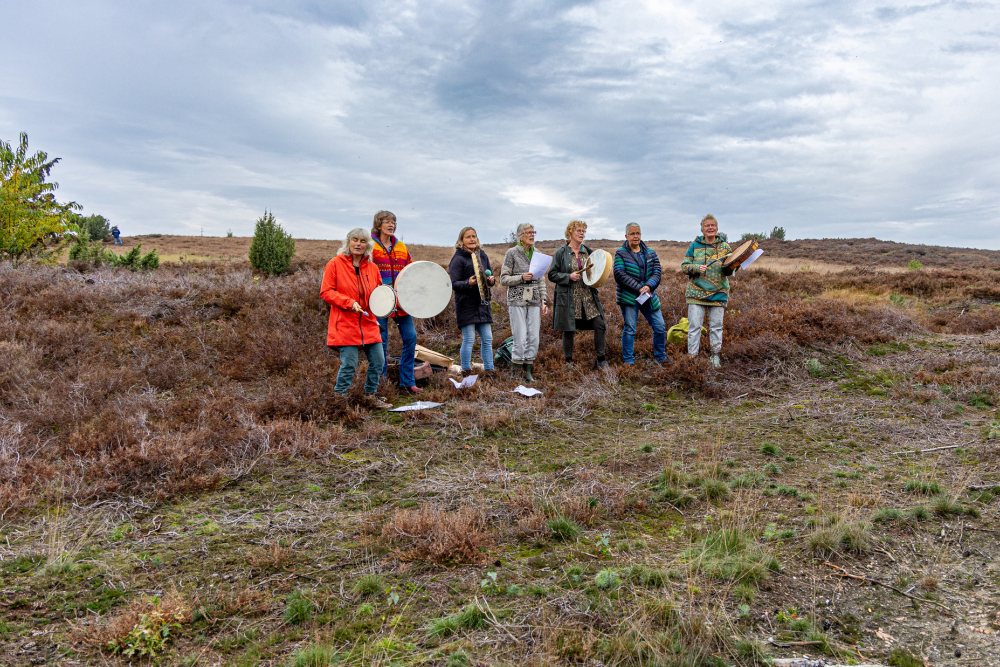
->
[569,271,581,281]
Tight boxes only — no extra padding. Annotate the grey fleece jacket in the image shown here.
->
[500,244,547,308]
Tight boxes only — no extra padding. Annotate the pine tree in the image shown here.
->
[248,210,295,275]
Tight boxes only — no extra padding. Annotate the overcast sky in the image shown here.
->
[2,1,998,247]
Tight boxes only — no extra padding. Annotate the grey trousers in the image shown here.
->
[509,305,540,363]
[687,304,724,355]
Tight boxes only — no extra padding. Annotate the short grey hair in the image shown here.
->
[516,223,534,237]
[625,222,641,234]
[338,227,374,257]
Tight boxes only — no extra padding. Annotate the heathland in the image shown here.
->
[1,235,999,667]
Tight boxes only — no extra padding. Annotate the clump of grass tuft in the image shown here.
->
[732,471,765,489]
[594,569,620,590]
[547,516,582,541]
[683,529,781,584]
[807,519,872,556]
[352,574,384,597]
[292,643,338,667]
[872,507,904,523]
[932,496,979,518]
[908,505,931,522]
[759,443,780,456]
[763,462,782,476]
[283,590,315,625]
[904,480,943,496]
[381,504,494,564]
[733,636,768,664]
[426,605,487,638]
[657,485,697,508]
[626,564,666,587]
[888,647,925,667]
[700,478,732,501]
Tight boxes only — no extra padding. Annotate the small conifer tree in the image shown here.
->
[249,210,295,275]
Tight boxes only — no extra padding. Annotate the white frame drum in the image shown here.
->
[369,284,398,318]
[583,249,613,288]
[394,261,453,319]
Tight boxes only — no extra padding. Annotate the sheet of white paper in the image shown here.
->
[740,249,764,271]
[448,375,478,389]
[527,252,552,279]
[511,385,543,397]
[387,401,443,412]
[636,292,651,305]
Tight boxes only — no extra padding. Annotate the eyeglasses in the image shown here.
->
[523,231,536,235]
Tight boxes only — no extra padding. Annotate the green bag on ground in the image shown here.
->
[667,317,707,346]
[494,336,515,366]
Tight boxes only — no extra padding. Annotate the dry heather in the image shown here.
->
[1,255,998,514]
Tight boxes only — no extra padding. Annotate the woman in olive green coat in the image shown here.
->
[548,220,607,369]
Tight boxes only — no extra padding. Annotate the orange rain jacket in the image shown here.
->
[320,253,383,347]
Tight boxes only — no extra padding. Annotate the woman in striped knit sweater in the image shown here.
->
[371,211,421,394]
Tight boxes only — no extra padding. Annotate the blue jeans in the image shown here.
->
[335,343,385,395]
[113,236,122,245]
[620,302,667,363]
[460,323,494,370]
[378,314,417,388]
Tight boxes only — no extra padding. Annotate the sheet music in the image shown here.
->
[527,251,552,279]
[636,292,651,305]
[448,375,478,389]
[740,249,764,270]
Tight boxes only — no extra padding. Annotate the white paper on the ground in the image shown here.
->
[511,385,543,397]
[449,375,478,389]
[527,251,552,279]
[636,292,651,305]
[740,249,764,270]
[387,401,443,412]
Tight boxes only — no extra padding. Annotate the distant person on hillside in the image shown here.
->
[371,210,421,395]
[111,225,122,245]
[500,223,549,382]
[320,227,390,408]
[449,227,496,375]
[681,215,733,367]
[614,223,666,365]
[548,220,608,369]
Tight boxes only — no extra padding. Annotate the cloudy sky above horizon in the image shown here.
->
[3,1,999,248]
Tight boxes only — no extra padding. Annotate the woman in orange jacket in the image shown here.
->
[320,228,391,408]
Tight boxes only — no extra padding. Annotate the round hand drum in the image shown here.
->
[394,261,453,318]
[583,249,613,289]
[723,239,759,270]
[369,284,398,318]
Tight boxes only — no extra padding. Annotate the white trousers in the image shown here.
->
[509,305,540,363]
[687,304,724,356]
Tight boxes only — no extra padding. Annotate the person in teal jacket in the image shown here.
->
[680,215,734,367]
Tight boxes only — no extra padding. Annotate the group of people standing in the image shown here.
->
[321,211,736,403]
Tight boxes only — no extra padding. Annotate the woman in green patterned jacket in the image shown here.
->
[680,215,734,367]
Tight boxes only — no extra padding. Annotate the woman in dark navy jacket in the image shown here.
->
[448,227,496,373]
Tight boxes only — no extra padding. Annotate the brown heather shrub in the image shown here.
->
[214,585,270,617]
[72,589,194,654]
[248,541,294,570]
[380,504,494,564]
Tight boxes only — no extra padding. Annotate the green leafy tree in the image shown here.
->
[0,132,80,265]
[248,210,295,275]
[769,226,786,241]
[70,213,111,242]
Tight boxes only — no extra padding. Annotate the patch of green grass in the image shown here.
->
[807,520,872,556]
[872,508,904,523]
[625,564,666,587]
[763,463,782,476]
[426,605,487,638]
[774,485,801,498]
[759,443,780,456]
[968,485,1000,504]
[528,584,548,597]
[931,496,979,518]
[683,529,781,584]
[547,516,582,541]
[700,478,731,501]
[731,471,765,489]
[594,569,620,590]
[888,647,924,667]
[908,505,931,522]
[446,651,472,667]
[657,485,697,507]
[351,575,384,597]
[904,480,943,496]
[967,392,995,409]
[639,443,654,453]
[291,643,339,667]
[283,590,315,625]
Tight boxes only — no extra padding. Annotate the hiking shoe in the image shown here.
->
[370,396,393,409]
[709,355,721,368]
[523,362,535,383]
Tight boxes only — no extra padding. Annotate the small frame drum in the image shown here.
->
[583,249,613,288]
[394,261,453,318]
[723,239,759,270]
[369,284,398,318]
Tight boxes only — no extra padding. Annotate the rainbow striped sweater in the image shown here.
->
[371,234,412,317]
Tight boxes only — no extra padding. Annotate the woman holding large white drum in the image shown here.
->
[500,223,548,383]
[320,228,391,408]
[548,219,608,369]
[449,227,496,374]
[371,210,421,394]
